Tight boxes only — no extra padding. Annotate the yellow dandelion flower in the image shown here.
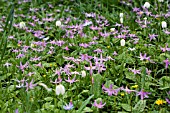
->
[50,64,53,67]
[43,75,46,77]
[107,46,110,48]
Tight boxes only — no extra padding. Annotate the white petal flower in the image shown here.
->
[161,21,167,28]
[19,22,26,29]
[119,13,123,18]
[110,28,115,32]
[120,39,125,46]
[81,70,86,77]
[56,20,61,27]
[55,84,65,95]
[120,18,123,24]
[144,2,150,9]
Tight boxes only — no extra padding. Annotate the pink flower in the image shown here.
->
[93,100,106,108]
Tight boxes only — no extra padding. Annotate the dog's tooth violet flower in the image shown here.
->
[161,21,167,28]
[55,84,65,95]
[119,13,123,18]
[19,21,26,29]
[56,20,61,27]
[63,101,74,110]
[120,39,125,46]
[144,2,150,9]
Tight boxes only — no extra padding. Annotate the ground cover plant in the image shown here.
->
[0,0,170,112]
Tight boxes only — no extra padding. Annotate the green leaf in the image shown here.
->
[93,74,102,98]
[121,103,132,112]
[77,94,94,113]
[133,100,146,112]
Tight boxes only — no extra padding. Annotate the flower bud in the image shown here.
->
[120,18,123,24]
[110,28,115,32]
[144,2,150,9]
[55,84,65,95]
[56,20,61,27]
[119,13,123,18]
[81,70,86,77]
[19,22,26,29]
[120,39,125,46]
[161,21,167,28]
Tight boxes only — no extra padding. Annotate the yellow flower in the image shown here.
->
[131,85,138,89]
[107,46,110,48]
[50,64,53,67]
[155,99,166,105]
[43,75,46,77]
[120,93,125,96]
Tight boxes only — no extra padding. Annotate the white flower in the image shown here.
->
[81,70,86,77]
[119,13,123,18]
[19,22,26,29]
[110,28,115,32]
[120,18,123,24]
[144,17,147,25]
[120,39,125,46]
[56,20,61,27]
[143,2,150,9]
[158,0,164,2]
[38,83,52,92]
[55,84,65,95]
[161,21,167,28]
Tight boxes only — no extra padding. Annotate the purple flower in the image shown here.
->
[17,62,29,72]
[25,79,37,91]
[93,100,106,108]
[64,76,78,84]
[121,86,136,94]
[84,61,96,76]
[102,84,120,96]
[15,109,19,113]
[129,68,141,75]
[139,53,150,61]
[136,89,151,100]
[149,34,158,41]
[163,58,170,69]
[166,98,170,104]
[63,101,73,110]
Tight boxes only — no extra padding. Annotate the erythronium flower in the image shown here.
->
[136,89,151,100]
[143,2,150,9]
[128,68,141,75]
[17,62,29,72]
[102,84,120,96]
[166,98,170,104]
[93,100,106,108]
[139,53,150,61]
[84,61,96,76]
[121,86,136,94]
[55,84,65,95]
[64,76,78,84]
[160,44,170,52]
[81,70,86,77]
[25,79,37,91]
[163,58,170,69]
[63,101,74,110]
[51,76,62,84]
[149,34,158,41]
[161,21,167,28]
